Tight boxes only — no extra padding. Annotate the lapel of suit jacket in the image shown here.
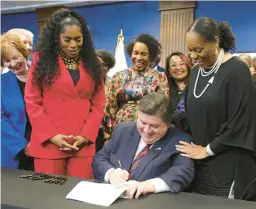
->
[75,61,95,96]
[131,128,172,180]
[2,71,26,128]
[121,126,141,172]
[58,55,79,98]
[58,55,95,98]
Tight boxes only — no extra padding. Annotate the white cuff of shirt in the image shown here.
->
[206,144,215,156]
[104,168,114,182]
[148,178,170,193]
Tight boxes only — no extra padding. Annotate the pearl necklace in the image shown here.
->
[193,48,224,98]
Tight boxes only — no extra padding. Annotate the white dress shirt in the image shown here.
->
[1,67,9,74]
[206,144,215,156]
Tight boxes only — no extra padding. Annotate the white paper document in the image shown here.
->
[66,181,126,207]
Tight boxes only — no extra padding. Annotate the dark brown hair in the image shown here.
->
[165,51,192,81]
[139,92,172,124]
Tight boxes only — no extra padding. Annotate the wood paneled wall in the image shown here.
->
[36,7,65,33]
[159,1,195,67]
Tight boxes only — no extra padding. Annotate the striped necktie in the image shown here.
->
[129,144,151,180]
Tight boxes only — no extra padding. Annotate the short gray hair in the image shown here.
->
[239,54,253,68]
[7,28,34,41]
[139,92,172,124]
[253,56,256,69]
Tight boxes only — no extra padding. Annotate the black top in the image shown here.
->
[187,57,256,151]
[186,57,256,193]
[16,79,32,141]
[156,65,165,73]
[67,68,80,85]
[169,79,185,114]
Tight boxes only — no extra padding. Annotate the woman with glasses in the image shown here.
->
[165,52,192,114]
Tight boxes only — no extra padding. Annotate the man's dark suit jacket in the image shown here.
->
[92,122,195,193]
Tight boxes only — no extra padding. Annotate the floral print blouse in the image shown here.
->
[103,67,169,138]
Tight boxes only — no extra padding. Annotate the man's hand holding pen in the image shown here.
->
[108,168,129,185]
[108,160,129,185]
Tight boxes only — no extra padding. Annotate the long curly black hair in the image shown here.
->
[33,8,101,87]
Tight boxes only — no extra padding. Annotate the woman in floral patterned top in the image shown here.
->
[104,34,169,139]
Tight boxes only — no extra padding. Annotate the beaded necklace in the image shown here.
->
[60,50,80,70]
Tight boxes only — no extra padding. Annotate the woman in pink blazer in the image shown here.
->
[25,9,105,178]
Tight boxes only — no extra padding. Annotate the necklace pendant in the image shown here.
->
[208,76,214,84]
[193,48,224,99]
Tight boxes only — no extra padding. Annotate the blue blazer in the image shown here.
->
[92,122,195,193]
[1,71,28,168]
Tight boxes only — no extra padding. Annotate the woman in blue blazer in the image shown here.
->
[1,33,33,170]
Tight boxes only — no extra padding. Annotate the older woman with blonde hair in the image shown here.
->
[239,54,256,87]
[1,28,34,75]
[253,56,256,70]
[253,56,256,87]
[7,28,34,57]
[1,33,33,170]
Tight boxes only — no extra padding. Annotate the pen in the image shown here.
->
[117,160,122,169]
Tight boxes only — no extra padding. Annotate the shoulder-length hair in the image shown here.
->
[165,51,192,81]
[164,51,192,98]
[1,33,29,67]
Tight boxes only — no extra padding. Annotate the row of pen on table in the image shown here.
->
[20,173,67,185]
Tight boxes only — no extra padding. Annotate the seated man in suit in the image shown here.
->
[92,92,195,199]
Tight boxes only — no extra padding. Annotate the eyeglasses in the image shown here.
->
[169,62,186,69]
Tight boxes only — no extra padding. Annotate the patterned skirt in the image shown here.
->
[192,164,233,198]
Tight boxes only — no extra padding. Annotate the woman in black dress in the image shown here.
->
[176,17,256,200]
